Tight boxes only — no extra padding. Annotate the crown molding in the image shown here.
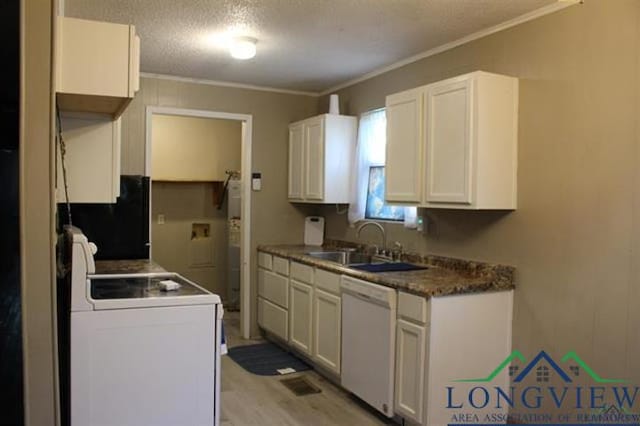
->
[320,0,581,96]
[140,72,320,97]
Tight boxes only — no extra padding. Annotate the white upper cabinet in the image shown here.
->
[385,88,424,204]
[288,123,304,199]
[56,16,140,119]
[385,71,518,210]
[304,117,325,200]
[288,114,357,204]
[56,113,121,203]
[424,78,473,204]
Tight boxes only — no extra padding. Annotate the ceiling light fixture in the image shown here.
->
[229,36,257,60]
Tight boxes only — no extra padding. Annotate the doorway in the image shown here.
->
[145,107,252,339]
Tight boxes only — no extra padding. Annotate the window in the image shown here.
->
[348,108,417,226]
[365,166,405,221]
[536,366,550,383]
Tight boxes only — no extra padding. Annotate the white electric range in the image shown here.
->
[67,226,222,426]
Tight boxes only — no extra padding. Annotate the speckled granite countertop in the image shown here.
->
[94,259,167,275]
[257,244,514,299]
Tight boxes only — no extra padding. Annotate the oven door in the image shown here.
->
[71,304,218,426]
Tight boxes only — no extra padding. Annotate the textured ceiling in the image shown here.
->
[65,0,558,93]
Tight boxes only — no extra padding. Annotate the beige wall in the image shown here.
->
[151,182,231,297]
[120,77,319,336]
[319,0,640,400]
[21,0,59,424]
[151,115,241,181]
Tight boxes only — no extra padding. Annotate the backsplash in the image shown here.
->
[57,175,150,260]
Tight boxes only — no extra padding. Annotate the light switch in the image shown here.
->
[252,172,262,191]
[157,214,165,225]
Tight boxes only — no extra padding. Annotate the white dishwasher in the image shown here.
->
[341,276,397,417]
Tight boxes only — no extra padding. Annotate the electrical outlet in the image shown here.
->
[158,214,165,225]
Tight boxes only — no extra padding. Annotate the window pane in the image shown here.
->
[365,166,405,221]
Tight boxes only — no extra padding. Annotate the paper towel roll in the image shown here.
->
[329,94,340,114]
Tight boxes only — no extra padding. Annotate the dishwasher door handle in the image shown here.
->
[342,290,394,309]
[354,292,372,300]
[342,289,374,301]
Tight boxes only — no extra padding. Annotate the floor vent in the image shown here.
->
[280,376,321,396]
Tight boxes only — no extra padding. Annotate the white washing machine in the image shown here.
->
[67,227,223,426]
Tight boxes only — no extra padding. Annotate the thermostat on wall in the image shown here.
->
[252,172,262,191]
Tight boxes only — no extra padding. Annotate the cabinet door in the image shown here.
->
[385,88,423,203]
[56,114,121,203]
[56,17,139,118]
[304,118,325,200]
[289,280,313,355]
[288,123,305,199]
[71,306,216,426]
[129,32,141,95]
[424,78,473,204]
[395,319,426,423]
[57,17,131,97]
[313,289,341,374]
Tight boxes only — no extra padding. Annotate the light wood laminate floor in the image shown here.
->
[221,312,392,426]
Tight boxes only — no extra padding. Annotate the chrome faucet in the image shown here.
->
[356,221,386,253]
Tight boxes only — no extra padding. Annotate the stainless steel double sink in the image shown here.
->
[305,250,386,266]
[305,250,429,273]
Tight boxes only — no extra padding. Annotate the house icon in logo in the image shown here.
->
[513,350,572,383]
[455,350,625,384]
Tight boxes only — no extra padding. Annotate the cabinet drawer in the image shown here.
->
[258,269,289,308]
[273,256,290,276]
[398,292,429,324]
[258,297,288,341]
[314,268,341,295]
[290,262,314,284]
[258,252,273,270]
[56,114,121,203]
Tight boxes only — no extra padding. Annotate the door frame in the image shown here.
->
[145,106,253,339]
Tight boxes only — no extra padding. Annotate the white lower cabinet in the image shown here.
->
[257,251,515,426]
[395,319,427,424]
[393,290,514,426]
[289,280,313,355]
[313,289,341,374]
[257,253,343,377]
